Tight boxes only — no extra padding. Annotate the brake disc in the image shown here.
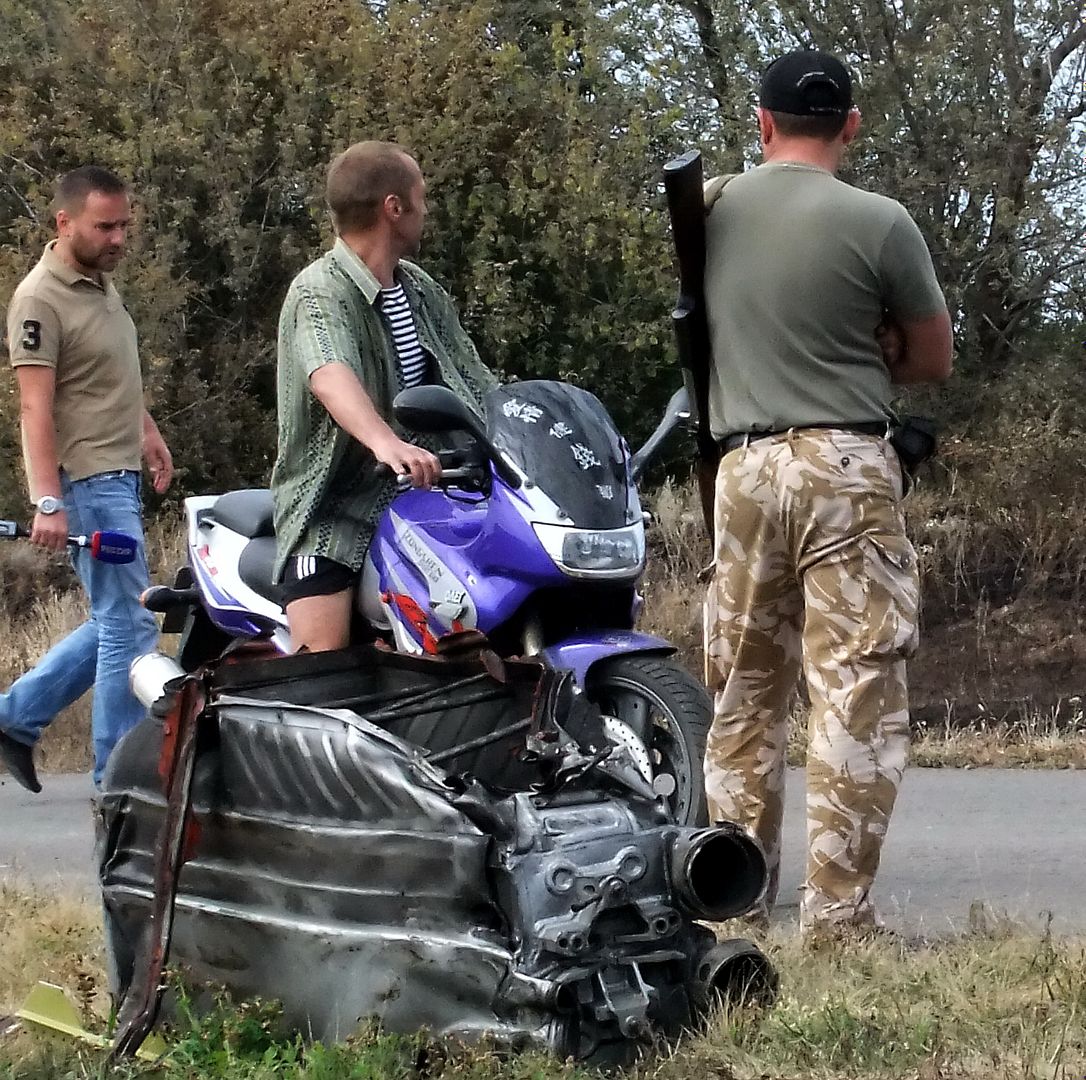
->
[601,714,654,785]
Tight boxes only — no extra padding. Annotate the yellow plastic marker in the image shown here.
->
[16,982,167,1062]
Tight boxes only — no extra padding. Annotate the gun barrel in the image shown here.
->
[664,151,707,297]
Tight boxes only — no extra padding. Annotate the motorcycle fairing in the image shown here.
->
[185,496,280,640]
[485,382,634,529]
[363,482,573,652]
[541,631,677,685]
[178,379,648,659]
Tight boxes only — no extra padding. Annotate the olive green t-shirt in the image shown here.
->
[6,242,143,489]
[704,162,946,440]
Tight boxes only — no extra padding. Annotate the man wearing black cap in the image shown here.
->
[702,49,953,937]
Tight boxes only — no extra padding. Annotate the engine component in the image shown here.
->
[100,645,775,1066]
[129,652,186,709]
[669,824,768,922]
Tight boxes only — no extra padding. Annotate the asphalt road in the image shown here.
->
[0,768,1083,933]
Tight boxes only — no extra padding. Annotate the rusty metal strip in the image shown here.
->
[108,673,207,1062]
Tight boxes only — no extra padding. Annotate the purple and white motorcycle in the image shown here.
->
[156,380,709,823]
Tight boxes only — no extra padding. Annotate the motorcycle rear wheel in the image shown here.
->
[587,655,710,826]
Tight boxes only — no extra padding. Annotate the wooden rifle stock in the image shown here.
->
[663,150,718,538]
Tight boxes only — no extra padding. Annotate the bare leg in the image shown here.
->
[285,590,353,653]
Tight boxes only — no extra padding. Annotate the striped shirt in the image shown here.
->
[378,284,427,388]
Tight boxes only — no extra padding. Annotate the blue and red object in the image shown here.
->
[0,520,137,564]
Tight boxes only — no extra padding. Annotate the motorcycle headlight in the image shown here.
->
[533,523,646,578]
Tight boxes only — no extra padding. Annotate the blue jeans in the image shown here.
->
[0,471,159,783]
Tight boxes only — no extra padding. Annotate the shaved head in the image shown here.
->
[326,141,421,234]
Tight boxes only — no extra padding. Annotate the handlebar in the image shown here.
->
[392,465,487,490]
[373,461,488,490]
[374,447,474,478]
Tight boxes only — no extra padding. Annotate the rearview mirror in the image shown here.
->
[393,385,521,489]
[393,385,486,441]
[630,387,692,482]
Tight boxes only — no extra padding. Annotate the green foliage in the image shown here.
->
[0,0,1083,521]
[659,0,1086,380]
[0,0,683,516]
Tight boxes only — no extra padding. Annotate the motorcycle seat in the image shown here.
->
[238,537,285,607]
[210,489,275,539]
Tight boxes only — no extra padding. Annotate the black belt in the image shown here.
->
[720,420,890,455]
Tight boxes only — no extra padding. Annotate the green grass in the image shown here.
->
[2,887,1085,1079]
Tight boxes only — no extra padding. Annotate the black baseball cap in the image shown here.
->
[759,50,853,117]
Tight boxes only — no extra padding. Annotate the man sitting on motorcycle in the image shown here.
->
[271,141,497,652]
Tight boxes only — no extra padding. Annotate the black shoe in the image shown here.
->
[0,730,41,793]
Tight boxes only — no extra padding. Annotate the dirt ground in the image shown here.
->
[910,600,1086,727]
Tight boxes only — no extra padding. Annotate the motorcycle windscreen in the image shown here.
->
[485,381,631,528]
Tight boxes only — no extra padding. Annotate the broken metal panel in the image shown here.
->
[101,686,520,1046]
[108,888,521,1045]
[109,674,207,1061]
[16,982,169,1060]
[99,646,775,1065]
[205,647,556,792]
[209,700,481,830]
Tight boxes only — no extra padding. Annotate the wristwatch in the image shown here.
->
[35,495,63,515]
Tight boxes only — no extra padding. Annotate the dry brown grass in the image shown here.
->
[642,466,1086,663]
[909,705,1086,768]
[782,701,1086,769]
[0,515,186,775]
[0,547,93,773]
[0,882,105,1021]
[640,469,1086,770]
[639,476,709,671]
[5,460,1086,775]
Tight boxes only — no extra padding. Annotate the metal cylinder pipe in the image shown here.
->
[692,938,778,1009]
[129,652,186,709]
[669,824,767,922]
[499,972,578,1014]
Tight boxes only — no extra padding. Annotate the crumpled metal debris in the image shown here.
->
[98,645,775,1065]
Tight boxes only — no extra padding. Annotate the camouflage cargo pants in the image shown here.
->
[703,430,920,931]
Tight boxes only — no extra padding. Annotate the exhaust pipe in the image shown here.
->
[130,652,186,709]
[694,938,778,1010]
[669,824,767,922]
[499,972,578,1014]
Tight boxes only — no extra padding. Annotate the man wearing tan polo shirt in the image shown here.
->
[0,165,173,792]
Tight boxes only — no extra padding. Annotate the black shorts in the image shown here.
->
[280,555,356,604]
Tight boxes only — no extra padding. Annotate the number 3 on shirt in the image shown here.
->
[21,319,41,351]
